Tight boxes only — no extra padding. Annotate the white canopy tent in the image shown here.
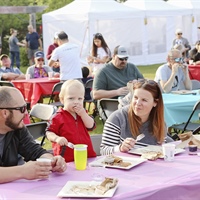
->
[124,0,192,64]
[42,0,145,65]
[167,0,200,45]
[42,0,193,65]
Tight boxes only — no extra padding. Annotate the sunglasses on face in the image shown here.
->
[118,57,128,61]
[0,104,27,113]
[177,33,182,35]
[38,59,44,62]
[173,57,184,63]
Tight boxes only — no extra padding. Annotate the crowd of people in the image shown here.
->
[0,25,199,184]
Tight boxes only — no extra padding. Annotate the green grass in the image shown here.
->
[22,63,162,150]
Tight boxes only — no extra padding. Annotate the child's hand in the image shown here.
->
[73,104,85,117]
[55,137,68,146]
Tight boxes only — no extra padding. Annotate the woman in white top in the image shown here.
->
[87,33,111,74]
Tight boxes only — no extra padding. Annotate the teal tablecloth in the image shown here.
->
[163,93,200,127]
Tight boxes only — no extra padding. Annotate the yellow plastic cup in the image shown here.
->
[74,144,88,170]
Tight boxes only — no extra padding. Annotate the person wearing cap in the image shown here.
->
[154,49,192,93]
[92,45,143,100]
[0,54,25,81]
[25,25,43,66]
[46,32,60,72]
[48,31,82,81]
[26,51,59,79]
[189,40,200,65]
[172,28,191,59]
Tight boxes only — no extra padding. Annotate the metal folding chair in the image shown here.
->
[169,100,200,137]
[90,134,102,156]
[48,82,63,107]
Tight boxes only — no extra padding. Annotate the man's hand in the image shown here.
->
[117,87,129,96]
[51,155,67,173]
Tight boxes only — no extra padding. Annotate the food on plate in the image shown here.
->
[68,177,118,195]
[102,155,131,167]
[95,177,118,195]
[141,151,163,161]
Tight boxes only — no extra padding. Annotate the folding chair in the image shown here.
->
[26,121,47,146]
[169,100,200,136]
[0,81,15,87]
[90,134,102,156]
[98,98,119,123]
[29,103,57,123]
[48,82,63,107]
[191,80,200,90]
[84,79,94,112]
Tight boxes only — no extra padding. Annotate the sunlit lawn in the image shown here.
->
[21,64,162,150]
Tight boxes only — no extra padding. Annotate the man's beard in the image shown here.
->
[5,111,24,130]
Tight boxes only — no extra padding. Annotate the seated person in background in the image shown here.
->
[82,66,93,101]
[93,45,144,100]
[100,79,173,155]
[0,54,25,81]
[46,80,96,162]
[154,49,192,93]
[0,86,66,184]
[26,51,60,79]
[189,40,200,65]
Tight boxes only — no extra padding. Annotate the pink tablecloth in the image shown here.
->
[188,65,200,81]
[12,78,60,108]
[1,149,200,200]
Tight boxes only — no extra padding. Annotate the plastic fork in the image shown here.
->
[67,142,74,149]
[136,133,145,141]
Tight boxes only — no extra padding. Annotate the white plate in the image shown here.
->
[171,90,196,95]
[128,145,185,158]
[89,156,146,169]
[57,181,117,198]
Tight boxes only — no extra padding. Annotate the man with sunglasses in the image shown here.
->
[0,86,66,183]
[93,45,143,100]
[154,49,192,93]
[26,51,59,79]
[172,29,191,59]
[0,54,25,81]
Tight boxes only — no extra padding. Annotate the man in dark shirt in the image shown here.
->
[25,25,43,66]
[0,86,66,183]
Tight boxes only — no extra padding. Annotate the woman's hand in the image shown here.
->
[120,138,135,152]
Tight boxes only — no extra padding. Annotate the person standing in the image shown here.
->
[87,33,111,75]
[46,32,60,72]
[172,29,191,59]
[25,25,43,66]
[48,31,82,81]
[9,28,25,69]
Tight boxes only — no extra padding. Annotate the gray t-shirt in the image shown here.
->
[9,35,19,52]
[93,62,143,98]
[154,63,185,91]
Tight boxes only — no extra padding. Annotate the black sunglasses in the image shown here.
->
[177,33,182,35]
[118,57,128,61]
[0,104,27,113]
